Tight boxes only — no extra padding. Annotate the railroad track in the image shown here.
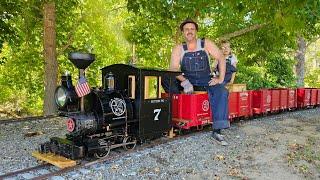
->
[0,128,209,180]
[0,115,59,125]
[1,108,318,179]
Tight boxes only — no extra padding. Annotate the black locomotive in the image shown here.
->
[38,52,179,159]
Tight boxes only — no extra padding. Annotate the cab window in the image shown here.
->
[144,76,162,99]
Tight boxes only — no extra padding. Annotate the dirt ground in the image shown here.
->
[100,108,320,180]
[210,109,320,180]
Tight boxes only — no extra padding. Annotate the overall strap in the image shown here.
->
[200,38,205,49]
[182,42,188,51]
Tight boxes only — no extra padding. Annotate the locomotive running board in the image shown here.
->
[32,151,77,169]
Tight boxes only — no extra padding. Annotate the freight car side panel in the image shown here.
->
[271,89,280,112]
[228,92,238,120]
[317,89,320,105]
[297,88,311,108]
[279,88,288,110]
[288,89,297,109]
[238,91,252,117]
[252,89,271,114]
[310,88,318,106]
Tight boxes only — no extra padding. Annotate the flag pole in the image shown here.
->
[79,69,85,112]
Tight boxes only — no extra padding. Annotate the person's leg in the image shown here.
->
[207,84,229,145]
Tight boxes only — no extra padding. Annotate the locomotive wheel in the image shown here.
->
[94,146,110,159]
[123,136,137,150]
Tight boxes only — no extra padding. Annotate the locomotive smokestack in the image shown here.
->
[68,52,95,70]
[68,52,95,112]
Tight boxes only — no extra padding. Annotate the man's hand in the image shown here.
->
[181,79,194,94]
[209,77,223,86]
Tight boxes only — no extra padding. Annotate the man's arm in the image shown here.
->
[169,45,186,82]
[205,39,226,85]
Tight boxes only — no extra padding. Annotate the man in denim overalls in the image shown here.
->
[169,19,231,145]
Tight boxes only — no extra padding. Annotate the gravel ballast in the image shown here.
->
[0,108,319,179]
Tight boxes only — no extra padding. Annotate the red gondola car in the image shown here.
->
[270,89,280,113]
[288,88,297,109]
[309,88,318,106]
[172,93,212,130]
[297,88,311,108]
[279,88,288,110]
[317,89,320,105]
[238,91,252,118]
[251,89,271,115]
[228,92,238,121]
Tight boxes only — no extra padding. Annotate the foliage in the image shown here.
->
[0,0,130,115]
[265,54,296,88]
[235,64,275,90]
[305,69,320,88]
[125,0,320,88]
[305,39,320,88]
[57,0,131,87]
[0,0,320,115]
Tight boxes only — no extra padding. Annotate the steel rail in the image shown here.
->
[0,164,50,179]
[0,115,59,125]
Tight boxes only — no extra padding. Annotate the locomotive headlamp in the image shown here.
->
[55,86,68,108]
[54,85,79,109]
[54,73,79,112]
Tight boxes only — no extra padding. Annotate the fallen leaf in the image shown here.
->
[24,131,44,137]
[215,155,225,161]
[228,167,241,177]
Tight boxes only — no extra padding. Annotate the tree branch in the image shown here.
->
[217,23,267,42]
[109,5,127,12]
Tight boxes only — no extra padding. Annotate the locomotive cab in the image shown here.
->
[101,64,179,140]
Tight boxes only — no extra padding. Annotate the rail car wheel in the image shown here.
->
[94,146,110,159]
[123,136,137,150]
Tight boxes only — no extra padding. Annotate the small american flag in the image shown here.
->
[75,76,91,97]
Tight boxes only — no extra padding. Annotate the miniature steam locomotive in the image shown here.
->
[37,52,179,160]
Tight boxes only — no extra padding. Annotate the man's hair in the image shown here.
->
[180,18,199,31]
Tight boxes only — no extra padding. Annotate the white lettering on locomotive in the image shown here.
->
[153,108,161,121]
[109,98,126,116]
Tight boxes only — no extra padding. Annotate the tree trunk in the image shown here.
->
[43,3,57,115]
[295,36,306,87]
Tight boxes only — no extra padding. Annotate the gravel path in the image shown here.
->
[0,108,319,180]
